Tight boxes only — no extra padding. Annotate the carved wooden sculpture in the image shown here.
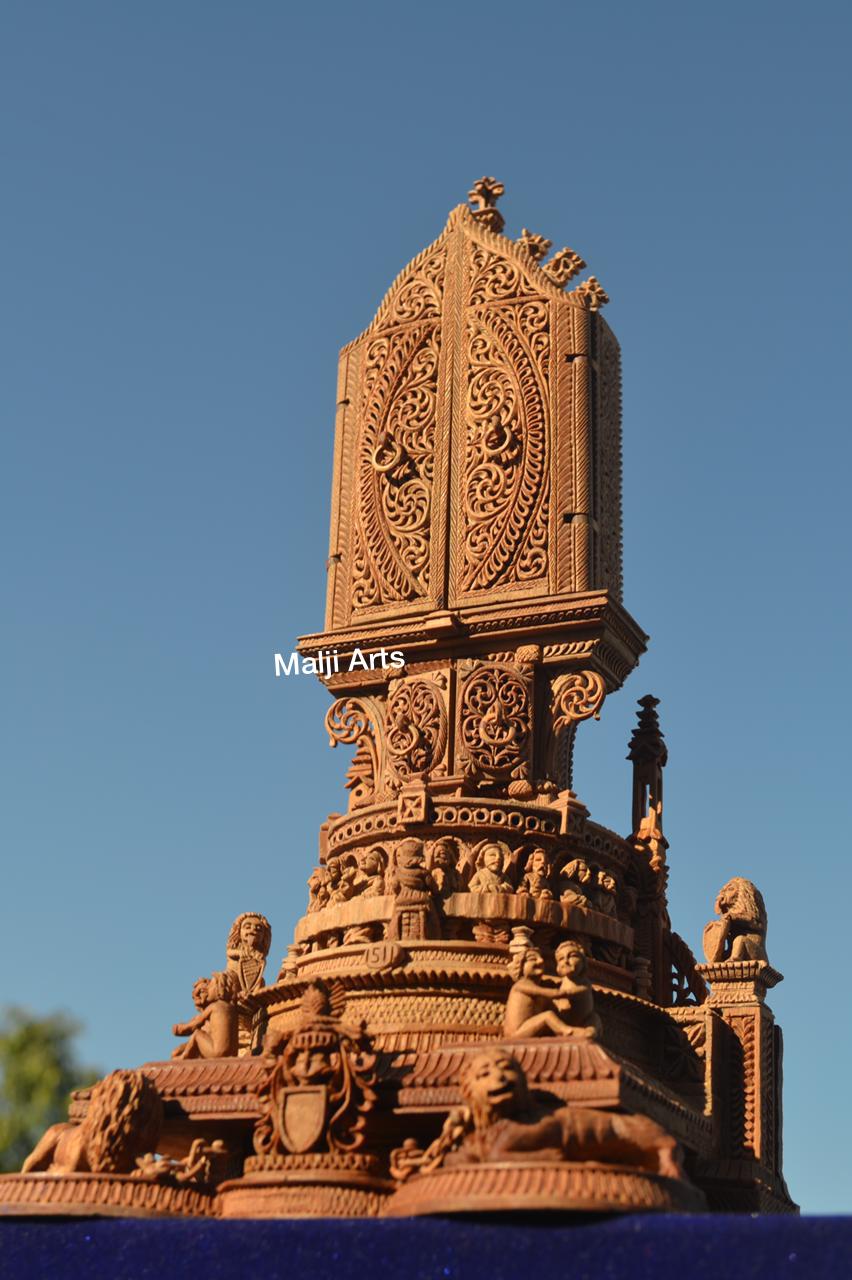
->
[0,180,796,1219]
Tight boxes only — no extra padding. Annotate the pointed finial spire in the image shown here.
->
[467,177,505,233]
[628,695,668,839]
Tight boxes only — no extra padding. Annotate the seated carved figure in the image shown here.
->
[591,868,618,917]
[468,843,513,894]
[172,970,241,1059]
[557,858,593,907]
[553,940,603,1038]
[392,1049,683,1181]
[354,847,386,898]
[703,877,768,963]
[307,867,329,913]
[503,947,574,1037]
[519,848,554,899]
[22,1069,162,1175]
[428,837,462,898]
[326,856,358,905]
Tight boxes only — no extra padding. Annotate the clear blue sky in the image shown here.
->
[2,1,850,1213]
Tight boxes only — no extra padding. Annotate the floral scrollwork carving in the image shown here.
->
[553,671,606,731]
[459,664,531,783]
[461,306,549,593]
[325,697,383,809]
[352,322,439,609]
[385,680,447,785]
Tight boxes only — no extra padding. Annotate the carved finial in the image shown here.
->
[517,228,552,262]
[628,695,667,840]
[543,247,587,287]
[467,177,505,233]
[568,276,610,310]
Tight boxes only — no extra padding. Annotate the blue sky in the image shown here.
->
[2,1,850,1213]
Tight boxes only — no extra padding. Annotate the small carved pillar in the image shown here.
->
[627,696,670,1004]
[694,881,788,1205]
[628,695,667,838]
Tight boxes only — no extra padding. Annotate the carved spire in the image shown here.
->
[627,695,668,839]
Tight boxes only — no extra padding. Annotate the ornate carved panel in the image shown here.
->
[457,661,532,785]
[385,678,448,785]
[454,240,552,601]
[352,321,441,610]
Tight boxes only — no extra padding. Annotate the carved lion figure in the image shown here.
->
[702,877,768,963]
[445,1048,682,1178]
[22,1069,162,1175]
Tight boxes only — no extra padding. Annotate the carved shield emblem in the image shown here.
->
[279,1085,328,1154]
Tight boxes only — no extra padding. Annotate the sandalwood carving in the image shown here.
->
[703,878,769,963]
[23,1071,162,1175]
[0,182,796,1224]
[391,1048,683,1179]
[172,970,241,1059]
[257,983,377,1157]
[385,679,447,782]
[459,664,531,781]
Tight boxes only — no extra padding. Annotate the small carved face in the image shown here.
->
[482,844,502,872]
[360,851,380,875]
[327,858,341,883]
[529,849,547,874]
[240,916,264,949]
[288,1046,339,1085]
[463,1050,525,1118]
[192,978,210,1009]
[431,840,455,870]
[556,945,585,978]
[598,872,616,894]
[521,949,545,978]
[397,839,424,869]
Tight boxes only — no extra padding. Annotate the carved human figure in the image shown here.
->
[428,837,462,899]
[702,877,768,963]
[386,838,441,941]
[354,847,386,898]
[22,1070,162,1175]
[503,947,577,1037]
[557,858,593,907]
[226,912,272,996]
[552,941,603,1038]
[592,868,618,917]
[326,856,358,905]
[172,970,241,1059]
[519,848,554,899]
[392,1049,683,1181]
[307,867,330,913]
[468,843,513,894]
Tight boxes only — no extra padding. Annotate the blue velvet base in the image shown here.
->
[0,1216,849,1280]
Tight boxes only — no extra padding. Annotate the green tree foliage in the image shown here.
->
[0,1007,100,1172]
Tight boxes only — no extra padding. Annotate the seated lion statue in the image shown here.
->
[702,876,768,963]
[22,1069,162,1175]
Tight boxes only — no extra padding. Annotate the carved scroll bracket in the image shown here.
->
[325,697,385,812]
[549,671,607,792]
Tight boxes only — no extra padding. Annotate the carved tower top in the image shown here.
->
[302,181,644,696]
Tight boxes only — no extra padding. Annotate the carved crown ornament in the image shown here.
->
[0,181,797,1222]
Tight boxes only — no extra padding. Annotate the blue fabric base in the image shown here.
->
[0,1215,849,1280]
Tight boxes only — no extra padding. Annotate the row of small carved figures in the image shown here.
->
[13,973,686,1199]
[307,838,621,918]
